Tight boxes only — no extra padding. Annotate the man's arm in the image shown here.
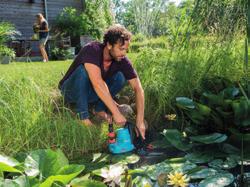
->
[128,77,146,139]
[84,63,126,125]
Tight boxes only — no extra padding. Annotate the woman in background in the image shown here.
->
[35,13,49,62]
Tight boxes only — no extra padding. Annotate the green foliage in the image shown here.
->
[130,36,167,52]
[159,127,239,186]
[175,79,250,136]
[0,154,22,174]
[113,0,245,38]
[54,7,82,37]
[0,45,15,59]
[0,22,17,59]
[199,173,234,187]
[0,22,18,44]
[162,129,228,150]
[189,133,227,144]
[0,149,85,187]
[191,0,245,35]
[162,129,192,151]
[0,176,30,187]
[70,179,106,187]
[0,62,107,159]
[127,155,237,186]
[51,47,74,60]
[131,33,146,42]
[208,156,238,170]
[54,1,113,39]
[185,152,214,164]
[80,0,113,39]
[132,35,244,126]
[113,0,169,36]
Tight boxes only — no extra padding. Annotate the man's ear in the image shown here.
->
[107,42,112,50]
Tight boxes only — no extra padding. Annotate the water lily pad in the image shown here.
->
[176,97,195,109]
[208,156,238,170]
[162,129,192,151]
[141,161,172,180]
[202,92,224,106]
[132,176,153,187]
[221,143,240,155]
[199,173,234,187]
[190,133,227,144]
[185,151,214,164]
[150,140,172,149]
[189,168,218,179]
[170,161,197,173]
[220,87,239,99]
[111,154,140,164]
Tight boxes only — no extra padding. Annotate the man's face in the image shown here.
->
[108,40,130,62]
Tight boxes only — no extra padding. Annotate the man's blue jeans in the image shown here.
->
[60,64,126,120]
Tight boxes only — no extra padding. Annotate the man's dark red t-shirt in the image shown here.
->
[58,41,137,88]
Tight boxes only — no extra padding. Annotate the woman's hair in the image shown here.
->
[36,13,44,20]
[103,24,132,46]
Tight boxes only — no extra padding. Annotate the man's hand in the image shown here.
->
[136,120,146,140]
[95,111,112,123]
[112,112,126,126]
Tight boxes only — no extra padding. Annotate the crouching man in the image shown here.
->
[58,24,146,139]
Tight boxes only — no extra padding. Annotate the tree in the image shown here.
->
[54,0,114,40]
[113,0,168,36]
[190,0,245,35]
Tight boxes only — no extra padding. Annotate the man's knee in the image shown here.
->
[61,65,90,92]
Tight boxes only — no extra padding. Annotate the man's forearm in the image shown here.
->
[93,80,120,115]
[135,88,145,123]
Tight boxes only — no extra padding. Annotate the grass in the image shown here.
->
[0,61,109,160]
[131,36,247,127]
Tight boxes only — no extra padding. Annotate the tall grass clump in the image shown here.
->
[133,35,245,127]
[129,0,246,128]
[0,62,107,160]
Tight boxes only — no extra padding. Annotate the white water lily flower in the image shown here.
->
[100,163,126,186]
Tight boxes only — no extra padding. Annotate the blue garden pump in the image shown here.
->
[108,122,135,154]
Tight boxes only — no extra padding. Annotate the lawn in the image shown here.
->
[0,60,109,159]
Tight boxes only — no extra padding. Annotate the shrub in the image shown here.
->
[54,1,113,40]
[132,33,146,42]
[0,22,19,44]
[51,47,73,60]
[130,36,167,52]
[53,7,82,38]
[0,45,15,59]
[0,22,18,60]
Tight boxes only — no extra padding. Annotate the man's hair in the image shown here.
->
[103,24,132,46]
